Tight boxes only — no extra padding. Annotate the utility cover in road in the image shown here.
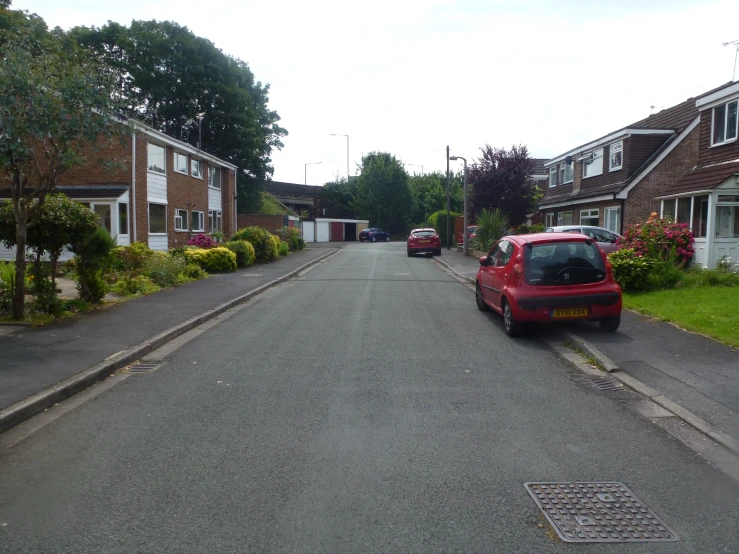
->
[525,482,679,543]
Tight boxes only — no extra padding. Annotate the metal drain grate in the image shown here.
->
[583,375,624,392]
[123,361,163,374]
[525,482,679,543]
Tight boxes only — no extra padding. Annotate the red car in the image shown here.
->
[475,233,622,337]
[457,225,478,245]
[407,228,441,257]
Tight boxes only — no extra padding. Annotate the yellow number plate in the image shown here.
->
[419,240,430,244]
[551,307,589,318]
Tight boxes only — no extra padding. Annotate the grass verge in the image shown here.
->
[623,287,739,348]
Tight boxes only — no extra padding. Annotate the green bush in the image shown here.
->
[232,227,278,263]
[608,249,658,291]
[298,237,306,250]
[427,210,460,247]
[185,263,208,280]
[473,208,511,251]
[112,275,160,296]
[224,240,256,268]
[112,242,154,271]
[278,241,289,256]
[186,246,237,273]
[143,253,189,287]
[681,267,739,287]
[270,235,281,260]
[274,226,301,251]
[71,228,116,303]
[516,223,545,234]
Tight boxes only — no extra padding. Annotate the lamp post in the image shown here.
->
[196,112,205,149]
[304,161,322,185]
[330,134,350,180]
[450,155,468,255]
[446,146,450,250]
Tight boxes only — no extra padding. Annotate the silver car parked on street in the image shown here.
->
[543,225,622,254]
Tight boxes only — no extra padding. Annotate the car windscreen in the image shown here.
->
[524,242,606,286]
[412,230,436,237]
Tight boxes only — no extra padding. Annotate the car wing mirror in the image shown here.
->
[479,256,490,267]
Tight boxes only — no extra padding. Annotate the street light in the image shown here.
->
[196,112,205,149]
[304,161,322,185]
[330,134,350,181]
[450,155,468,255]
[407,164,424,175]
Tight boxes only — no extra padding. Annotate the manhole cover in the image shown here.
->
[123,361,163,374]
[525,482,679,543]
[583,375,624,392]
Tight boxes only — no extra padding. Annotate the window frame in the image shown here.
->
[191,210,205,233]
[215,210,222,232]
[208,166,221,189]
[579,208,599,226]
[147,143,166,175]
[548,166,557,188]
[711,100,739,147]
[545,212,554,227]
[174,152,189,175]
[148,203,167,235]
[118,202,129,235]
[609,141,623,172]
[191,159,204,179]
[557,211,573,225]
[560,161,574,184]
[582,148,604,179]
[604,206,621,234]
[208,210,214,232]
[174,209,188,232]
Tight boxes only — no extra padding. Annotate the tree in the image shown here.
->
[321,175,358,218]
[467,145,542,226]
[0,22,125,318]
[408,171,464,225]
[353,152,413,236]
[68,20,288,213]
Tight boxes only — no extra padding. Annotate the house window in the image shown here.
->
[582,149,603,178]
[545,212,554,227]
[609,141,623,171]
[716,195,739,238]
[580,209,599,226]
[174,152,189,174]
[558,211,573,225]
[693,195,709,238]
[208,210,214,231]
[191,210,205,232]
[549,167,557,187]
[118,203,129,235]
[712,100,738,146]
[215,211,222,232]
[175,209,188,232]
[559,161,573,184]
[191,159,203,179]
[149,203,167,234]
[208,166,221,189]
[676,197,691,223]
[147,143,165,174]
[604,206,621,234]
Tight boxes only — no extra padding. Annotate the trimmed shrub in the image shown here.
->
[608,248,657,291]
[515,223,545,234]
[224,240,256,268]
[112,242,154,272]
[278,241,289,256]
[183,247,207,267]
[270,235,281,260]
[112,275,160,296]
[187,247,237,273]
[232,227,278,263]
[618,213,694,266]
[187,233,217,249]
[274,226,301,251]
[427,210,461,247]
[71,228,116,303]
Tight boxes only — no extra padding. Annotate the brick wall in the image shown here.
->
[624,125,700,226]
[134,134,148,243]
[57,135,132,186]
[697,106,739,165]
[222,167,235,239]
[237,214,283,233]
[166,147,209,248]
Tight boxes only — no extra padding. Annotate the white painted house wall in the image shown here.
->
[147,171,168,251]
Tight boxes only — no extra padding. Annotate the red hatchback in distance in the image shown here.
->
[407,228,441,257]
[475,233,622,337]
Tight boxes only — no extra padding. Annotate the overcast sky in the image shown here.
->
[16,0,739,185]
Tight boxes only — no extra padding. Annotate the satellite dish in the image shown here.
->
[565,155,573,165]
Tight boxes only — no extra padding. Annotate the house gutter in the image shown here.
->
[131,132,137,242]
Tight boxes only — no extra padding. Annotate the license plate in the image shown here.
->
[551,307,589,318]
[419,240,430,244]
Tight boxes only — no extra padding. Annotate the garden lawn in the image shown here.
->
[623,287,739,348]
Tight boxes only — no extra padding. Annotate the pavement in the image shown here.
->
[1,242,738,552]
[436,246,739,454]
[0,246,335,413]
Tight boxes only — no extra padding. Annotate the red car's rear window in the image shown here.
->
[411,230,436,237]
[524,241,606,286]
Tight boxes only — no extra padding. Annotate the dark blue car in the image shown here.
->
[359,228,391,242]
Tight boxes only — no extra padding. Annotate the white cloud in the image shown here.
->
[15,0,739,184]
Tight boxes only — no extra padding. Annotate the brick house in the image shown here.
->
[656,82,739,268]
[536,88,722,236]
[1,121,237,259]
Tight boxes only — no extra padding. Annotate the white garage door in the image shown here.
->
[302,221,315,243]
[316,221,330,242]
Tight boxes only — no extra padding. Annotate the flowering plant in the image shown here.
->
[187,233,217,249]
[617,212,694,266]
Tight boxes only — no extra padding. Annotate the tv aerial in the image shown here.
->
[723,39,739,81]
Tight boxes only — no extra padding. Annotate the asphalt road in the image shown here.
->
[1,243,738,553]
